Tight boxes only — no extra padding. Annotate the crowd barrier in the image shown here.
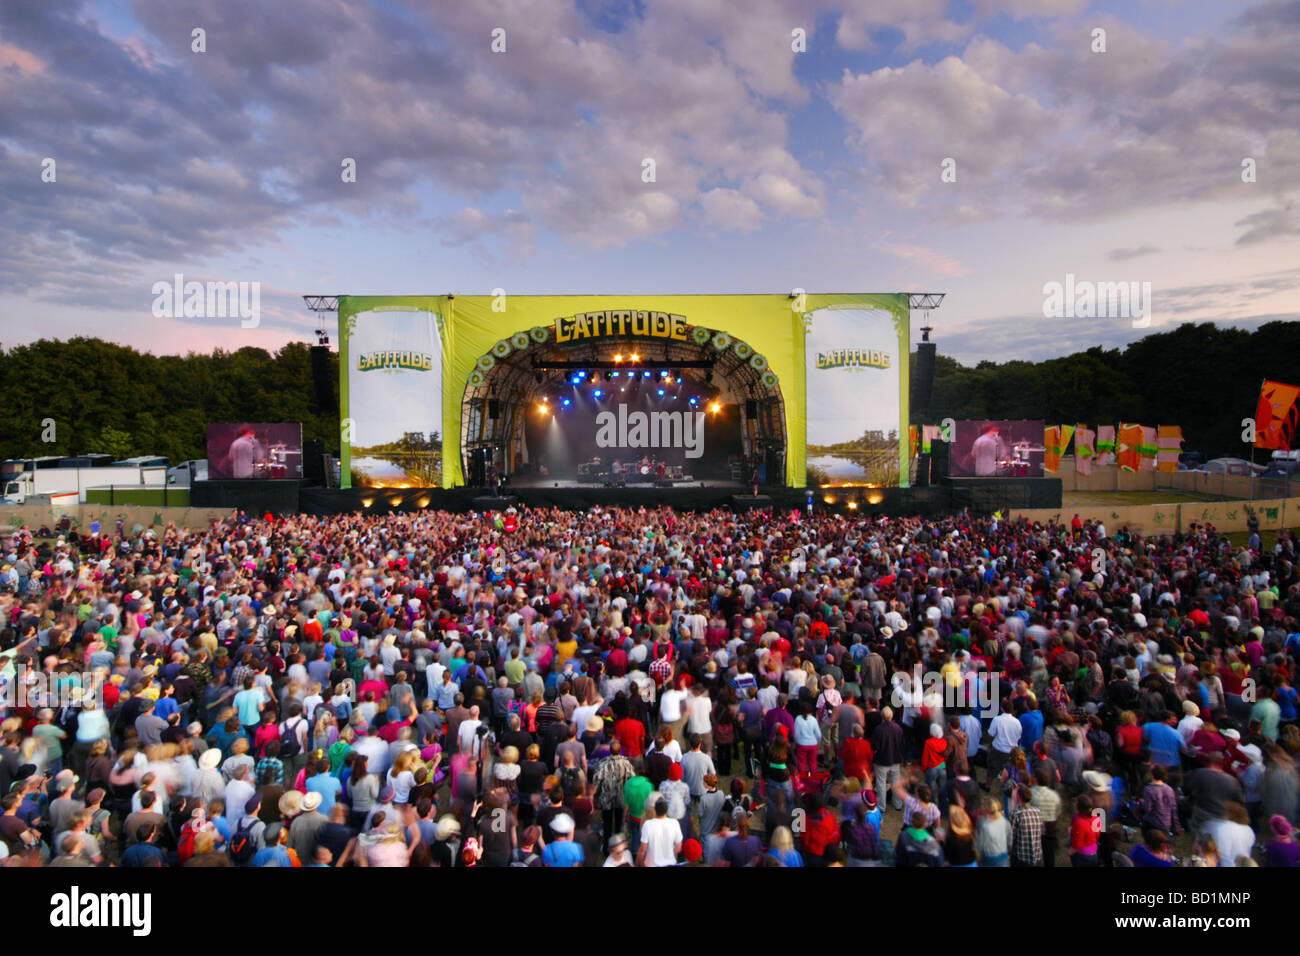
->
[1012,496,1299,536]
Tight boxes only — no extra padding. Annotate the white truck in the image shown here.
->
[1,456,168,505]
[166,459,209,487]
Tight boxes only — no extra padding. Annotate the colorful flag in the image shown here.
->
[1097,425,1116,467]
[1117,423,1144,472]
[1157,425,1184,473]
[1138,426,1158,471]
[1044,424,1075,473]
[1075,425,1096,476]
[1254,380,1300,451]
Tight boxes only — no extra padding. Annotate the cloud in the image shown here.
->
[0,0,828,301]
[1234,201,1300,245]
[830,7,1300,227]
[700,187,763,232]
[1108,245,1161,261]
[878,242,971,278]
[830,54,1056,210]
[835,0,972,51]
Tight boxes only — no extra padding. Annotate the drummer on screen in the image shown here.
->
[227,425,263,479]
[970,423,1002,477]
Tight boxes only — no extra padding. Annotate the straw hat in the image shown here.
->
[278,790,303,817]
[1082,770,1112,793]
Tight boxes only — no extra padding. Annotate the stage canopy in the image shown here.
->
[338,293,910,490]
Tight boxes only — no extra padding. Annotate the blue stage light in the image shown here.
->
[657,388,665,397]
[593,389,603,398]
[562,398,572,407]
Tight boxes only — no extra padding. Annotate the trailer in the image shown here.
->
[2,456,168,504]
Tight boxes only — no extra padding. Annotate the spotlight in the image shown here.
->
[610,370,619,378]
[709,402,721,413]
[614,353,623,363]
[689,397,698,406]
[642,370,651,379]
[630,353,640,362]
[593,389,603,398]
[537,402,549,414]
[562,398,572,407]
[657,388,665,397]
[675,376,682,384]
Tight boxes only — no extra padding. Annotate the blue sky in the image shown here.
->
[0,0,1296,364]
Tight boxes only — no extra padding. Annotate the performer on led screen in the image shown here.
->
[970,423,1002,477]
[227,425,264,479]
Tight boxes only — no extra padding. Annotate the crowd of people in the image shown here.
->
[0,503,1298,868]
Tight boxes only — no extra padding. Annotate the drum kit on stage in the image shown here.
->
[995,440,1045,476]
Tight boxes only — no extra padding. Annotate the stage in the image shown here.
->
[507,476,744,491]
[191,474,1059,517]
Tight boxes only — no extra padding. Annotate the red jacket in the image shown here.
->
[802,810,840,857]
[921,736,948,771]
[840,737,873,781]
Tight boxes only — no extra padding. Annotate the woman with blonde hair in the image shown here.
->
[975,798,1011,866]
[387,749,418,805]
[946,805,978,866]
[494,745,521,801]
[312,710,338,753]
[766,826,803,867]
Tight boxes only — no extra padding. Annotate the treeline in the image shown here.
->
[1,322,1295,466]
[916,321,1300,458]
[0,338,339,464]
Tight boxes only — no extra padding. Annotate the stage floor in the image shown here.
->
[507,476,745,490]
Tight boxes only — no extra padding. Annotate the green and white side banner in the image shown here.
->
[338,296,444,489]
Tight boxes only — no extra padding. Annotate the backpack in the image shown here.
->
[509,848,539,867]
[559,764,583,796]
[177,822,199,864]
[280,717,304,758]
[229,817,258,864]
